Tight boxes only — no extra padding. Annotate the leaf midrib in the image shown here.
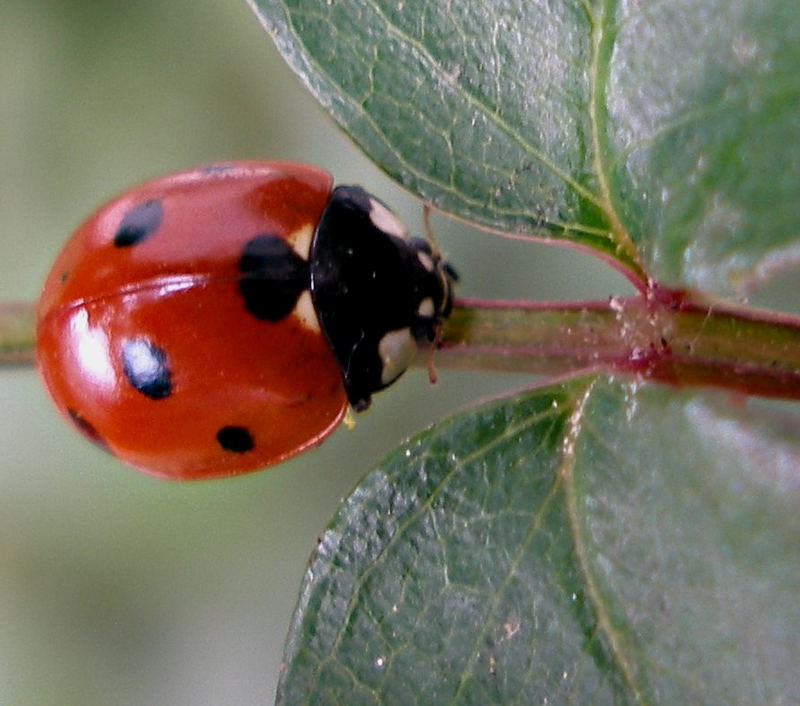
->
[561,378,649,704]
[585,0,642,274]
[303,401,571,699]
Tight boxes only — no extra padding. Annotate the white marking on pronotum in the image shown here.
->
[368,198,408,240]
[417,250,435,272]
[292,290,320,332]
[378,327,416,385]
[288,223,314,260]
[417,297,434,318]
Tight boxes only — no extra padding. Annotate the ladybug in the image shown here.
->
[37,161,456,479]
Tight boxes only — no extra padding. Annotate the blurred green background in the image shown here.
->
[1,1,795,705]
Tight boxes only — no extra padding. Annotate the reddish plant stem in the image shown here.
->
[4,296,800,400]
[431,295,800,400]
[0,302,36,366]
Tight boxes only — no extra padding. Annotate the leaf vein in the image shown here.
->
[561,377,651,704]
[586,0,643,275]
[306,401,569,696]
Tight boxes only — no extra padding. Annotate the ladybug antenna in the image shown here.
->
[422,203,443,256]
[426,319,446,385]
[422,202,460,283]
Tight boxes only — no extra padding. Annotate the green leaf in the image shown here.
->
[608,1,800,292]
[277,376,800,705]
[250,0,800,292]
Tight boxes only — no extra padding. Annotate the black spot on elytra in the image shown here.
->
[67,408,108,449]
[60,270,70,285]
[217,426,254,453]
[121,338,172,399]
[114,199,163,247]
[238,234,310,321]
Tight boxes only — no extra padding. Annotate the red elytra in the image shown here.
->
[37,162,347,479]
